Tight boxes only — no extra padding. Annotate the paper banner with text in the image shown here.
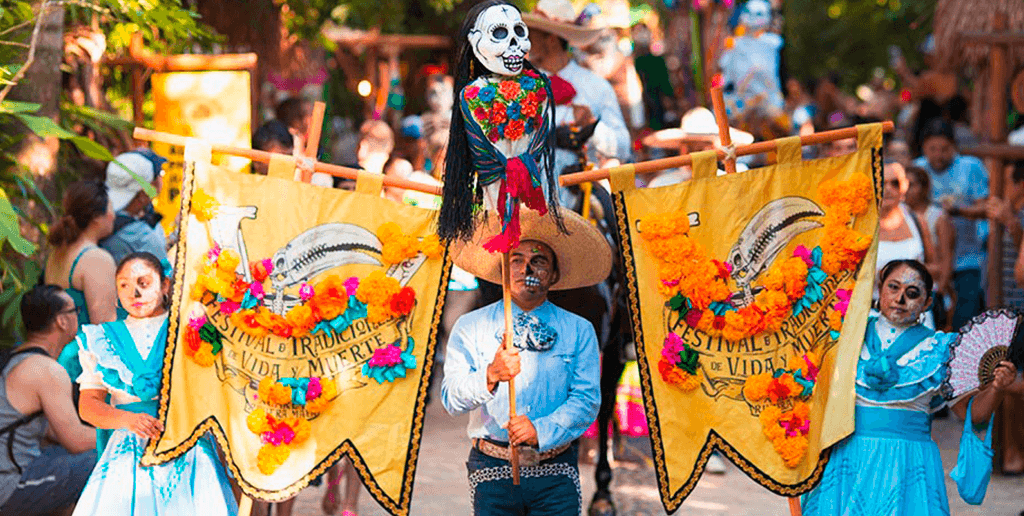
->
[151,71,252,233]
[142,140,449,515]
[611,124,883,512]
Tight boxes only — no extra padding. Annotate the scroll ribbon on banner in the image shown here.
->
[612,124,884,512]
[142,139,450,516]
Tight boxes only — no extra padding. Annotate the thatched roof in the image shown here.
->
[934,0,1024,69]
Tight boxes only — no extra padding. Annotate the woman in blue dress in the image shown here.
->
[72,252,238,515]
[803,259,1018,515]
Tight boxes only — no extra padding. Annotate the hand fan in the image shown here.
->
[945,308,1024,399]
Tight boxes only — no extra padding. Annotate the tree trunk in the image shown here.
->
[9,1,64,235]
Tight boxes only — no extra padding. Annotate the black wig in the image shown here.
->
[438,0,564,243]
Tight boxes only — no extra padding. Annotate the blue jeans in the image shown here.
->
[0,445,96,516]
[467,443,581,516]
[952,269,984,331]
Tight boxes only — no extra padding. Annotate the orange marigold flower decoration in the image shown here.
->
[193,343,216,367]
[743,373,773,402]
[216,249,241,274]
[191,188,220,222]
[285,304,317,336]
[257,444,290,475]
[419,234,444,258]
[775,436,809,467]
[258,377,293,406]
[247,408,271,434]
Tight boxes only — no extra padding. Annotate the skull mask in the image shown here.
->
[468,5,531,76]
[739,0,772,32]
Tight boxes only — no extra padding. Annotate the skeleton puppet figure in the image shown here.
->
[438,0,563,253]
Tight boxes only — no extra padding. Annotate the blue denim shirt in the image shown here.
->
[913,154,989,272]
[441,300,600,452]
[99,213,168,265]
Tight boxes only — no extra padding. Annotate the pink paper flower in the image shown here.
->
[206,244,222,262]
[276,425,296,445]
[661,332,685,362]
[250,281,265,301]
[299,283,315,301]
[188,315,207,331]
[802,354,820,383]
[834,289,851,316]
[263,430,283,446]
[368,345,403,368]
[220,301,241,315]
[343,277,360,296]
[306,377,322,400]
[793,245,814,268]
[783,417,810,437]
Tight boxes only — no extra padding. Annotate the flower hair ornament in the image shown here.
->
[438,0,565,252]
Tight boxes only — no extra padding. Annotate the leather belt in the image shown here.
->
[473,438,570,467]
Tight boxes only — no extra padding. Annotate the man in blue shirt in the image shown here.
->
[443,208,610,515]
[100,150,168,265]
[913,118,988,330]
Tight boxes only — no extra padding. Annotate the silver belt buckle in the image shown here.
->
[517,446,540,467]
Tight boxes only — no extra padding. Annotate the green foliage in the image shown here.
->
[0,0,212,344]
[283,0,458,41]
[783,0,937,89]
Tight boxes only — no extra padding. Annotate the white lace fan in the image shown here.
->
[945,308,1024,399]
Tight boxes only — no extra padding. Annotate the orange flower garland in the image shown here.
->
[377,223,445,266]
[638,173,873,468]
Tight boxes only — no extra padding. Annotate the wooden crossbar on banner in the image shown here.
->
[132,127,444,196]
[559,120,895,187]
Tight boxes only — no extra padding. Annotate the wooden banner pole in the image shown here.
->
[132,127,443,196]
[709,86,737,174]
[559,121,895,187]
[788,496,802,516]
[501,252,521,485]
[299,101,327,183]
[238,495,253,516]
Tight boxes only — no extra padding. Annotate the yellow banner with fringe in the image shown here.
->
[143,140,449,516]
[611,124,883,512]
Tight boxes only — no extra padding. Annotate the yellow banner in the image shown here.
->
[143,140,449,515]
[151,71,253,233]
[612,124,882,512]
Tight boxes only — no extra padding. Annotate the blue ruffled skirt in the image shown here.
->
[72,429,238,516]
[802,406,949,516]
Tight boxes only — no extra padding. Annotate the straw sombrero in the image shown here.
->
[523,0,605,48]
[642,107,754,149]
[453,207,612,290]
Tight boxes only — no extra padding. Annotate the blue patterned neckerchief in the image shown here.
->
[862,316,933,391]
[495,312,559,352]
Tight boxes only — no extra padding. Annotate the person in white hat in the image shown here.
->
[641,106,754,187]
[442,207,609,515]
[99,150,168,265]
[523,0,631,188]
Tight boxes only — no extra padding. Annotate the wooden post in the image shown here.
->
[710,86,737,174]
[501,252,520,485]
[299,101,327,182]
[788,497,802,516]
[985,15,1009,308]
[238,495,253,516]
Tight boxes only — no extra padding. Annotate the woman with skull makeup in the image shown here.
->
[71,252,238,516]
[802,259,1018,515]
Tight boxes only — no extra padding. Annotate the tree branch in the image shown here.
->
[0,0,55,104]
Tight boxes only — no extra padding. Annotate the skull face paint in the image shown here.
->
[468,5,531,76]
[510,240,558,301]
[116,259,168,319]
[878,264,931,326]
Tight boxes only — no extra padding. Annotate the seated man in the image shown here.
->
[0,285,96,516]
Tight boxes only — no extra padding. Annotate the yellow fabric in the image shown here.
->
[857,123,883,151]
[145,140,449,515]
[609,164,636,193]
[151,71,252,233]
[356,171,385,196]
[690,150,718,180]
[267,154,297,180]
[614,138,881,512]
[775,136,803,164]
